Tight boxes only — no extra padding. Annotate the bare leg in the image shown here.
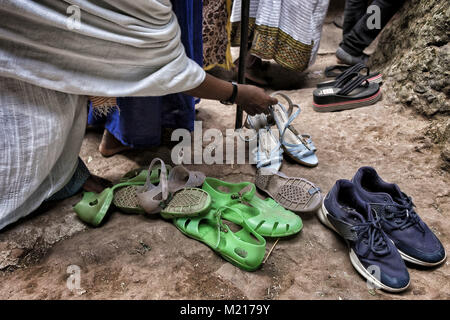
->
[99,129,131,157]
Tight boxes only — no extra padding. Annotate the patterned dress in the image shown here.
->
[231,0,330,71]
[202,0,234,71]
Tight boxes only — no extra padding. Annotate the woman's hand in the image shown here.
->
[183,73,277,115]
[235,84,278,115]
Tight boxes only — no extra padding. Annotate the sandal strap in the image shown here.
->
[137,158,169,214]
[338,73,372,96]
[216,206,265,249]
[237,127,258,143]
[335,62,368,80]
[168,165,205,193]
[202,178,256,205]
[272,102,301,143]
[334,63,369,88]
[275,106,315,153]
[283,143,316,158]
[324,64,351,78]
[142,158,168,199]
[301,134,316,150]
[269,96,317,155]
[271,91,297,117]
[209,206,242,249]
[236,183,256,202]
[255,155,283,168]
[245,113,269,131]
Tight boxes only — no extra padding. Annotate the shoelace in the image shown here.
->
[373,195,424,232]
[350,211,390,256]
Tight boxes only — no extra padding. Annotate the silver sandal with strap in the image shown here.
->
[270,92,318,167]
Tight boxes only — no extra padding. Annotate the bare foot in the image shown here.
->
[99,129,131,157]
[82,175,113,193]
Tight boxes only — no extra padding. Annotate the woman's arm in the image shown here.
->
[184,73,277,115]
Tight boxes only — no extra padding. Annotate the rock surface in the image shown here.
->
[370,0,449,168]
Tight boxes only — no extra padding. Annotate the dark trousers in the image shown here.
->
[340,0,406,56]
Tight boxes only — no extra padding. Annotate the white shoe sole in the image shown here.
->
[397,247,447,267]
[317,201,410,293]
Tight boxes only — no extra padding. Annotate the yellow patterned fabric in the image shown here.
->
[89,96,117,108]
[230,0,329,72]
[202,0,234,71]
[231,19,313,71]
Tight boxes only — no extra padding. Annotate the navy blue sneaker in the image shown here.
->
[318,180,410,292]
[352,167,446,267]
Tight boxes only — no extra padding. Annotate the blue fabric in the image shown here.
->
[88,0,203,148]
[352,166,446,265]
[323,179,410,290]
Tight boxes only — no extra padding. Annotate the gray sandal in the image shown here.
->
[113,158,206,216]
[255,169,322,213]
[136,158,206,215]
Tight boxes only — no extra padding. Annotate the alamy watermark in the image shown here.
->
[366,264,382,290]
[366,5,381,30]
[66,5,81,30]
[66,265,86,295]
[171,121,260,166]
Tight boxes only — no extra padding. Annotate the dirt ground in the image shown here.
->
[0,9,449,300]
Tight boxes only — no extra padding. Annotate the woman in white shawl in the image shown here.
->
[0,0,276,230]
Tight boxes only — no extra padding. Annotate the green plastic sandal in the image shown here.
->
[73,165,168,225]
[174,206,266,271]
[202,177,303,237]
[119,165,172,184]
[160,188,212,220]
[74,181,145,226]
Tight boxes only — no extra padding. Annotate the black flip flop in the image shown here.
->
[319,63,382,88]
[313,73,382,112]
[324,65,351,78]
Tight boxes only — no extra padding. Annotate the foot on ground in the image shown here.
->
[99,129,132,157]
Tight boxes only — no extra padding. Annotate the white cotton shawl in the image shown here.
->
[0,0,206,97]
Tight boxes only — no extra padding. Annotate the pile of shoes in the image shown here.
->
[73,158,207,225]
[245,92,322,214]
[318,166,446,292]
[72,90,447,289]
[175,177,304,271]
[74,158,309,271]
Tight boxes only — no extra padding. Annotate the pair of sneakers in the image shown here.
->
[318,167,446,292]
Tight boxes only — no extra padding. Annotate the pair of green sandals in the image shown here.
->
[74,160,303,271]
[176,178,303,271]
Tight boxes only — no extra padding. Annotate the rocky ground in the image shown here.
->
[0,6,449,300]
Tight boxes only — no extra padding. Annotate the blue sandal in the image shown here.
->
[254,127,283,174]
[270,92,318,167]
[244,113,283,174]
